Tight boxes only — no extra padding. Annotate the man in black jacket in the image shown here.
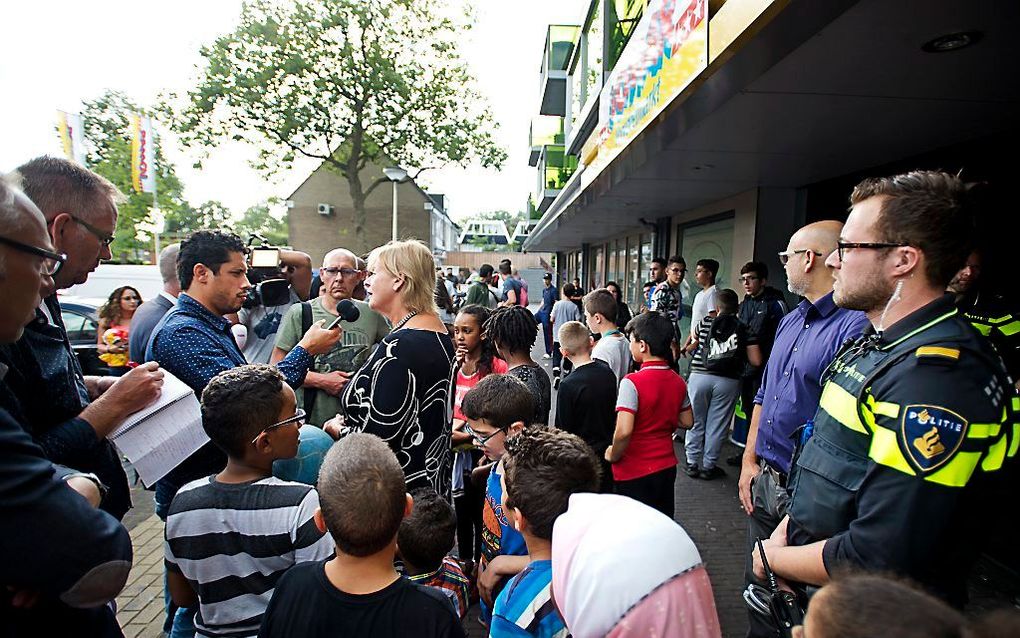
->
[0,157,163,520]
[0,175,133,637]
[730,262,788,459]
[128,242,180,362]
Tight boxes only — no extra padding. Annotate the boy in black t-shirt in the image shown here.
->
[554,321,618,492]
[258,434,465,638]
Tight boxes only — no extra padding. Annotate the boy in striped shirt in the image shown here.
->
[164,365,333,638]
[490,427,601,638]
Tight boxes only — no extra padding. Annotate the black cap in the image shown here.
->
[543,272,551,280]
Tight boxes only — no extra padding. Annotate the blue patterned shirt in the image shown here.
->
[490,560,568,638]
[146,292,311,394]
[145,293,312,496]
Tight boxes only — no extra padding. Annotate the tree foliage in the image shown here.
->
[168,0,507,244]
[236,200,289,246]
[78,91,189,262]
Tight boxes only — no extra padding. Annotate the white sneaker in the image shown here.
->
[542,353,552,359]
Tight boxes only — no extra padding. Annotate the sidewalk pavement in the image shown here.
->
[117,513,168,638]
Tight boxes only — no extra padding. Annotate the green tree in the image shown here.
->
[78,90,189,262]
[236,200,289,246]
[167,0,506,245]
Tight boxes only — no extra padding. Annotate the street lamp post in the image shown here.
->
[383,166,408,241]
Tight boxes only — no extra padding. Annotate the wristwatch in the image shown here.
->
[63,472,109,502]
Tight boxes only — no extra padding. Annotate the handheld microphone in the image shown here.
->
[327,299,361,329]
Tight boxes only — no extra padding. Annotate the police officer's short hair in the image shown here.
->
[851,170,974,288]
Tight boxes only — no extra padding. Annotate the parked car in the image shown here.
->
[58,296,112,376]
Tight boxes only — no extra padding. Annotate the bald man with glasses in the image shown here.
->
[272,247,390,427]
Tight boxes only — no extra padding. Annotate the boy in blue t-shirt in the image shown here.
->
[460,374,537,627]
[490,426,600,637]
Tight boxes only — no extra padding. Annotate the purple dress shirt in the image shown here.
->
[753,292,869,473]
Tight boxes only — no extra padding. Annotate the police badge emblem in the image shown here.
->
[900,404,967,473]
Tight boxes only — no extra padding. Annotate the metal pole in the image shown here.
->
[391,180,398,241]
[152,174,161,262]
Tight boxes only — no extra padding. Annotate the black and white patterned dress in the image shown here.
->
[341,328,455,498]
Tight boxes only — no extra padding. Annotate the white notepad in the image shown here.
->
[109,370,208,488]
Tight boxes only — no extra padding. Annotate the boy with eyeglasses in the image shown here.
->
[164,364,334,638]
[273,247,389,427]
[460,373,536,629]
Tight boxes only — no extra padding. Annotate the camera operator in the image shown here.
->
[229,242,313,364]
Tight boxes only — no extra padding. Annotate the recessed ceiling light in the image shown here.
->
[922,31,983,53]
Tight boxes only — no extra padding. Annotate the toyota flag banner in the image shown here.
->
[56,111,88,166]
[130,114,157,194]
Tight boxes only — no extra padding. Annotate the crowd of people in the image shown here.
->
[1,154,1019,638]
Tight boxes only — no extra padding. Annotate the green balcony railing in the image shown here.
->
[535,144,578,211]
[540,25,580,117]
[528,116,566,166]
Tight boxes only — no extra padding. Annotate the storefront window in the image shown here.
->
[584,2,603,109]
[640,234,652,299]
[628,235,640,307]
[592,244,605,289]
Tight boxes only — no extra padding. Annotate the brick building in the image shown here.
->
[286,156,457,265]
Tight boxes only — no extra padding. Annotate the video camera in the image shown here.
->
[243,234,293,310]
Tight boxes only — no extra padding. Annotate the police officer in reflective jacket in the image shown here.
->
[752,170,1017,610]
[948,250,1020,388]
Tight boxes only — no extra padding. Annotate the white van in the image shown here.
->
[60,264,164,302]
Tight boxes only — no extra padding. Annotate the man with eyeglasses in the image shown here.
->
[0,174,134,637]
[0,157,165,522]
[728,262,788,458]
[272,248,389,427]
[651,255,688,356]
[753,171,1017,621]
[738,220,868,638]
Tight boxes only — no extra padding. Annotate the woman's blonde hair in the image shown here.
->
[368,240,439,316]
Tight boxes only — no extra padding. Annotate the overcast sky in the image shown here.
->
[0,0,588,222]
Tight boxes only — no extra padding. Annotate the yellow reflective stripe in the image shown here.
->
[819,383,868,434]
[915,346,959,360]
[1009,424,1020,459]
[967,422,1001,439]
[869,427,915,476]
[1000,320,1020,337]
[988,315,1012,325]
[980,435,1008,473]
[872,401,899,419]
[970,323,993,336]
[929,451,982,487]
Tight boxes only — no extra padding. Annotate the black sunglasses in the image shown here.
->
[836,241,908,262]
[0,236,66,276]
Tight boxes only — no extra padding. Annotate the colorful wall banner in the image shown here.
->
[584,0,709,183]
[130,114,157,194]
[56,111,88,166]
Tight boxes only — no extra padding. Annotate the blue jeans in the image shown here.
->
[156,483,197,638]
[535,308,553,355]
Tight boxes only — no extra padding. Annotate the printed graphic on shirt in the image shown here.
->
[901,404,967,472]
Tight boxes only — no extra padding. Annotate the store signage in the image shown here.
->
[583,0,708,183]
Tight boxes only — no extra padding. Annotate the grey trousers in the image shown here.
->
[685,372,741,470]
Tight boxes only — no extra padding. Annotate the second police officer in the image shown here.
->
[752,171,1017,614]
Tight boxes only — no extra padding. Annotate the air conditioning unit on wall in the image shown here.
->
[317,203,334,216]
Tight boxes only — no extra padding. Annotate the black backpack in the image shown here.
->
[702,315,743,377]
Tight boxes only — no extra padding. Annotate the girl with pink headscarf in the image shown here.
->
[551,493,722,638]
